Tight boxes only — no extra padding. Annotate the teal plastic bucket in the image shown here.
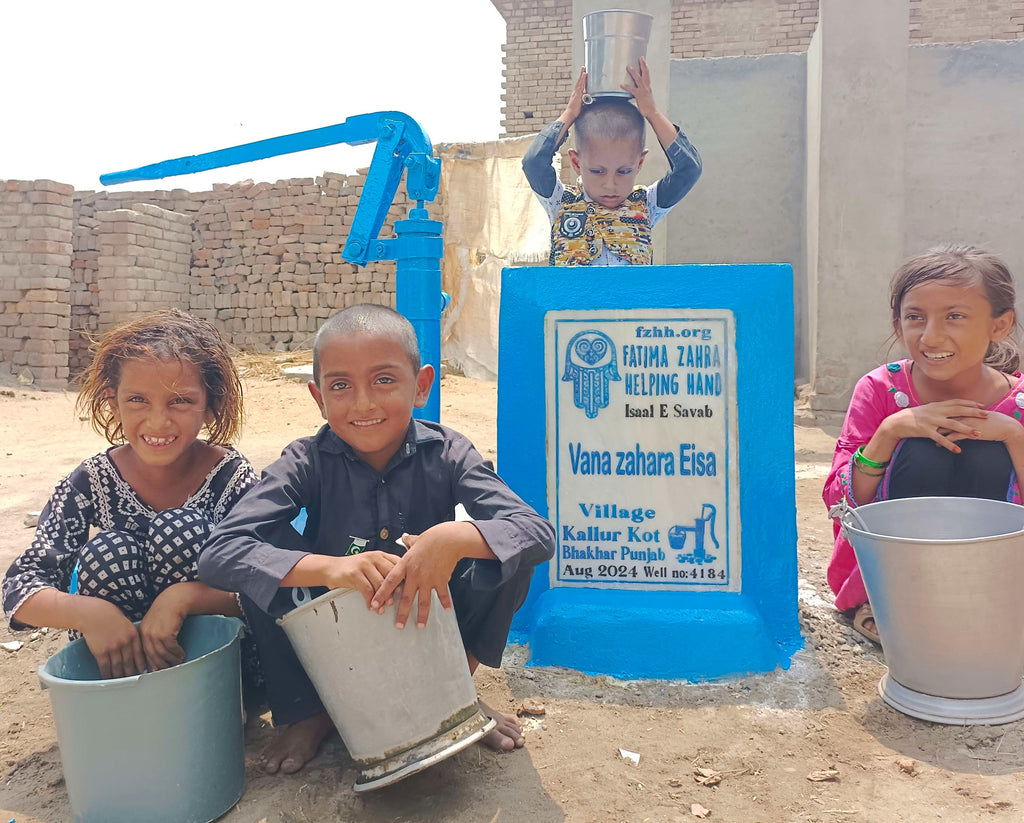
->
[38,615,246,823]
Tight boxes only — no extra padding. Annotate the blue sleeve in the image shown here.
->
[654,127,702,210]
[522,122,568,199]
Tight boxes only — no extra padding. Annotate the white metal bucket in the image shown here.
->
[842,496,1024,724]
[278,586,494,791]
[583,9,654,99]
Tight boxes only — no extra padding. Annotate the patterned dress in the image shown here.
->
[3,446,258,629]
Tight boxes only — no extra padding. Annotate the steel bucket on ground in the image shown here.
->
[277,586,494,791]
[38,615,245,823]
[842,496,1024,724]
[583,9,653,100]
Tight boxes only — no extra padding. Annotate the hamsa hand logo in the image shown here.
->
[562,330,620,418]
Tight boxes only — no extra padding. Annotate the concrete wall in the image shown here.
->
[665,53,808,377]
[806,0,909,418]
[904,40,1024,277]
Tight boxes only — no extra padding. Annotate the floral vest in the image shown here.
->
[550,186,652,266]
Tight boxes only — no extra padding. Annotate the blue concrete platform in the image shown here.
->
[499,264,801,680]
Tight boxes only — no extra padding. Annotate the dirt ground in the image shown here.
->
[1,359,1023,822]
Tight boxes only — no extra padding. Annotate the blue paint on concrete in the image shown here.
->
[499,264,801,680]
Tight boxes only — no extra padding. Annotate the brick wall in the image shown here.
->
[2,168,441,386]
[910,0,1024,43]
[492,0,575,137]
[72,188,197,372]
[188,172,411,351]
[0,181,73,389]
[671,0,818,59]
[491,0,1024,136]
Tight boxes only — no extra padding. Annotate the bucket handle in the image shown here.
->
[829,498,870,539]
[292,586,313,609]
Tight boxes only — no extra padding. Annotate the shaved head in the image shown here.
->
[574,98,646,155]
[313,304,421,384]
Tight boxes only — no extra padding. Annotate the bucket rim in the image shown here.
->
[277,585,362,627]
[583,9,655,21]
[38,614,243,691]
[846,496,1024,544]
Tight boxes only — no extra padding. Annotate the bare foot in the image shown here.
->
[478,699,525,751]
[262,712,335,774]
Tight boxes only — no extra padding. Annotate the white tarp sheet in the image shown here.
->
[439,136,551,379]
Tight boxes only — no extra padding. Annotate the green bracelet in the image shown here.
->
[854,445,890,469]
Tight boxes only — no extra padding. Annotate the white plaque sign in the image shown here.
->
[545,309,740,591]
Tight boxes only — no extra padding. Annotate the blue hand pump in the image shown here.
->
[101,112,447,422]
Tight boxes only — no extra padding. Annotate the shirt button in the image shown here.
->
[379,528,389,540]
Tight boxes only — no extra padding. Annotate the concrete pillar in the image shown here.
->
[572,0,672,264]
[807,0,909,422]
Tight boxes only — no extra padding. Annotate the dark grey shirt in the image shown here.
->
[199,421,555,613]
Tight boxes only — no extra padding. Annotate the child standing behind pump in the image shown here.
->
[522,59,701,266]
[824,246,1024,644]
[199,304,556,776]
[2,309,259,680]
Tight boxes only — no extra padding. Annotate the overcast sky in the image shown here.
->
[2,0,506,191]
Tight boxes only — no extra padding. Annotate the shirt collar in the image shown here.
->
[317,419,444,471]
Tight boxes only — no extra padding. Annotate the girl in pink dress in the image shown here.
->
[824,245,1024,643]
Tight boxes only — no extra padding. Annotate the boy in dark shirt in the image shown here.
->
[200,304,555,774]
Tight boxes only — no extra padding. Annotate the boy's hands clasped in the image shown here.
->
[310,520,491,630]
[372,531,462,629]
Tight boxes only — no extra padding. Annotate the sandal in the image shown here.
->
[852,601,881,645]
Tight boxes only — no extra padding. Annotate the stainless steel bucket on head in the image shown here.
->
[583,9,653,100]
[842,496,1024,723]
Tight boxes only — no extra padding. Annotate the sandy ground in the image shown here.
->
[1,361,1023,822]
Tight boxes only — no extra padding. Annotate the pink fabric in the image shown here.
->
[824,360,1024,611]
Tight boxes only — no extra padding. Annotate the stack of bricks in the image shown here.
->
[96,203,192,330]
[6,162,444,385]
[189,171,430,351]
[70,198,99,373]
[74,188,199,369]
[0,180,73,389]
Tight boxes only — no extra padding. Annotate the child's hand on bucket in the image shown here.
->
[372,531,461,630]
[77,597,147,679]
[139,588,189,671]
[562,66,588,124]
[323,551,401,611]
